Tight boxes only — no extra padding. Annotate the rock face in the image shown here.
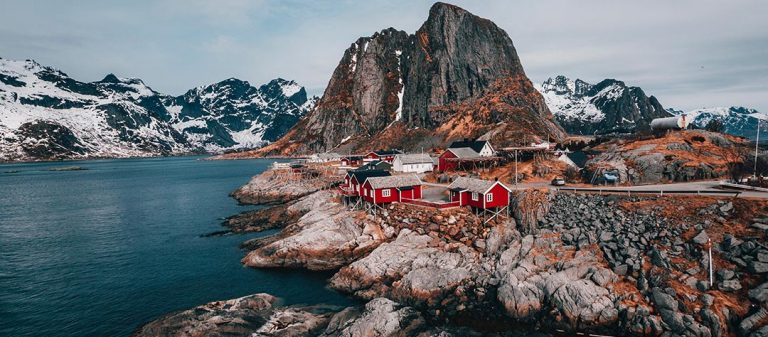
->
[254,2,564,156]
[241,190,387,270]
[133,293,337,337]
[584,130,746,184]
[537,76,670,135]
[0,58,314,161]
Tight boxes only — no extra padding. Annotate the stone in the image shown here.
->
[692,230,709,245]
[717,269,735,281]
[751,223,768,231]
[748,281,768,303]
[719,202,733,214]
[651,287,678,311]
[719,280,742,292]
[613,264,629,276]
[701,294,715,307]
[749,261,768,274]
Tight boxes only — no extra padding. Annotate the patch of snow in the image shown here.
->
[394,50,404,121]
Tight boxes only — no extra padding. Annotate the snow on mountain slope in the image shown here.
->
[536,75,670,135]
[0,57,314,161]
[675,106,767,140]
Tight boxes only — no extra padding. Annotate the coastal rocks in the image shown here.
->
[320,298,426,337]
[231,168,339,205]
[496,234,620,329]
[133,293,336,337]
[330,229,481,314]
[242,191,384,270]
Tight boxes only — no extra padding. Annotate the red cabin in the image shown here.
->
[342,156,364,167]
[342,170,391,196]
[437,148,482,171]
[364,150,402,163]
[448,177,510,209]
[361,175,422,204]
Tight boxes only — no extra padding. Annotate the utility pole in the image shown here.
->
[755,118,762,179]
[514,149,518,185]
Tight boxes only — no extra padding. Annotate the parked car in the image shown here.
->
[551,177,566,186]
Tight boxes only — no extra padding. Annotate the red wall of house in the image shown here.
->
[365,153,379,161]
[438,151,458,171]
[485,183,510,208]
[373,187,399,204]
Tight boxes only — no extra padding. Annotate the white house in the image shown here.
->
[447,139,495,157]
[393,153,434,173]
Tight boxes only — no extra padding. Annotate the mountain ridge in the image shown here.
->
[0,57,315,162]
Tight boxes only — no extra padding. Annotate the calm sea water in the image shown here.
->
[0,156,353,337]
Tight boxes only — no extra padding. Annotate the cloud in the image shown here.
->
[0,0,765,111]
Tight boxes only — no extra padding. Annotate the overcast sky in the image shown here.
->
[1,0,766,111]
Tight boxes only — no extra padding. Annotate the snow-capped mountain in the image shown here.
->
[674,106,767,140]
[0,57,314,161]
[536,76,670,135]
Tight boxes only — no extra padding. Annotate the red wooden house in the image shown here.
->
[448,177,511,209]
[364,150,403,163]
[361,175,422,204]
[341,170,391,196]
[438,148,479,171]
[341,156,364,167]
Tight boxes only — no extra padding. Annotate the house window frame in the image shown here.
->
[472,192,478,201]
[382,189,391,197]
[486,193,493,202]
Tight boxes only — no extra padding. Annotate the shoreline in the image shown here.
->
[136,166,768,337]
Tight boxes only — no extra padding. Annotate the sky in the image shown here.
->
[0,0,766,112]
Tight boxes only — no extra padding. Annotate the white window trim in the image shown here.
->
[382,189,391,197]
[486,193,493,202]
[472,192,478,201]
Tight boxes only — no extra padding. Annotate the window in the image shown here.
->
[486,193,493,202]
[472,192,478,201]
[364,188,368,197]
[382,189,391,197]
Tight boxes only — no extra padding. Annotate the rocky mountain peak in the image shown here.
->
[99,73,121,83]
[253,2,564,156]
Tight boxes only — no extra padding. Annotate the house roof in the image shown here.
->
[344,155,364,161]
[314,152,341,159]
[360,160,392,170]
[349,169,391,182]
[446,147,481,159]
[370,149,403,156]
[365,174,421,189]
[448,140,489,153]
[448,176,510,194]
[396,153,433,165]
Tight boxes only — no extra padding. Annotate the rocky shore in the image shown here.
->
[139,168,768,337]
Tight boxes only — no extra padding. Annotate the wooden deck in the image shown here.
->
[401,198,460,209]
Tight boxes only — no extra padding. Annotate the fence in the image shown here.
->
[557,187,741,198]
[401,198,461,209]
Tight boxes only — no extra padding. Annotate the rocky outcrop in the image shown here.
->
[132,293,336,337]
[252,2,564,157]
[584,130,747,184]
[241,191,387,270]
[230,166,341,205]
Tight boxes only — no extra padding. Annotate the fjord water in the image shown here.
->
[0,157,353,337]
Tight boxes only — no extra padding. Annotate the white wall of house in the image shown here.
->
[479,143,495,157]
[393,159,433,173]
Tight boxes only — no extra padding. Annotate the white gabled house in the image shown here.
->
[393,153,434,173]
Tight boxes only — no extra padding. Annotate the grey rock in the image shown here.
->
[719,202,733,214]
[652,287,678,311]
[717,269,735,281]
[692,230,709,245]
[749,261,768,274]
[718,280,742,292]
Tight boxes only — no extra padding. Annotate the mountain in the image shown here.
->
[0,58,314,161]
[537,75,670,135]
[675,106,767,141]
[252,2,564,157]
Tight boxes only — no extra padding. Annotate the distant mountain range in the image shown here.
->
[669,106,766,141]
[536,75,670,135]
[0,58,315,162]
